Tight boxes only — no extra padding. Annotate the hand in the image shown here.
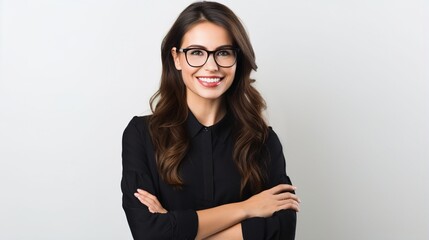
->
[240,184,300,218]
[134,189,168,214]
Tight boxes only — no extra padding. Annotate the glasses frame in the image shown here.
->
[177,47,240,68]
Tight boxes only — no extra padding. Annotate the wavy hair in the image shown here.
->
[149,1,269,194]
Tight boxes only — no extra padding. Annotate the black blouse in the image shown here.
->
[121,111,296,240]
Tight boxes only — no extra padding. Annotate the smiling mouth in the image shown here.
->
[197,77,222,83]
[196,77,223,87]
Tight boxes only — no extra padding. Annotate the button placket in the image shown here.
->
[202,127,214,201]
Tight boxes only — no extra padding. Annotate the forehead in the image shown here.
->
[181,21,233,49]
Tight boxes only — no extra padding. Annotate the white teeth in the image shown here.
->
[198,77,221,83]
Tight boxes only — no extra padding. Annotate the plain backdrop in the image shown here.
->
[1,0,428,239]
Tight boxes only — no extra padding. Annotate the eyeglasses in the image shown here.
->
[178,47,239,68]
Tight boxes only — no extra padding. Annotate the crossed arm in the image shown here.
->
[134,184,300,240]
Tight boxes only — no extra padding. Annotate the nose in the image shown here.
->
[204,53,219,71]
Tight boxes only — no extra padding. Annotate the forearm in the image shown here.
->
[196,202,246,240]
[203,223,242,240]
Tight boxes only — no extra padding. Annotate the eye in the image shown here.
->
[189,49,205,56]
[216,49,233,57]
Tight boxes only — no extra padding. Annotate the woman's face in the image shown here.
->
[172,21,237,105]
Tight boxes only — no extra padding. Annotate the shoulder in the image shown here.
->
[267,126,281,142]
[123,115,152,139]
[128,115,151,128]
[266,126,284,150]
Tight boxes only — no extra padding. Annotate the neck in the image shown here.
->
[187,97,226,127]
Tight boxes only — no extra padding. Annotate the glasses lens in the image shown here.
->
[186,49,208,67]
[215,49,237,67]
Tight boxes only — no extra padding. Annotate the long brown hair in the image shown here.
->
[149,1,269,194]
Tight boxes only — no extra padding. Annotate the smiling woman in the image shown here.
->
[121,1,299,239]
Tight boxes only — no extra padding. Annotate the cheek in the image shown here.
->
[184,66,198,75]
[180,66,198,81]
[228,67,237,79]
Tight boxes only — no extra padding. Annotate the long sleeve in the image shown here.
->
[121,117,198,240]
[241,128,297,240]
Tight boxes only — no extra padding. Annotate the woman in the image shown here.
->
[121,1,300,239]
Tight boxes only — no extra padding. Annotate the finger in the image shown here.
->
[134,192,167,214]
[134,192,154,207]
[268,184,297,194]
[148,207,167,213]
[275,192,301,203]
[278,202,300,212]
[134,192,144,203]
[136,189,164,207]
[137,189,159,202]
[157,208,167,213]
[135,189,168,214]
[137,195,162,213]
[279,199,300,212]
[139,194,160,208]
[134,192,158,208]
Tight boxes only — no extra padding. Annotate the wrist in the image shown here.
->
[236,200,251,219]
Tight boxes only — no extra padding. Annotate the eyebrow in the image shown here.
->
[184,44,235,50]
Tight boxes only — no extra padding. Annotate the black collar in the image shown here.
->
[186,110,233,143]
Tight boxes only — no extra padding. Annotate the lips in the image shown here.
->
[197,76,223,87]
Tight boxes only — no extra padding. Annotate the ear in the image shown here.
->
[171,47,182,70]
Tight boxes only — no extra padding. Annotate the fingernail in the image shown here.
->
[134,193,139,197]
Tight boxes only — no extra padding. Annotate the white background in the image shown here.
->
[1,0,428,239]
